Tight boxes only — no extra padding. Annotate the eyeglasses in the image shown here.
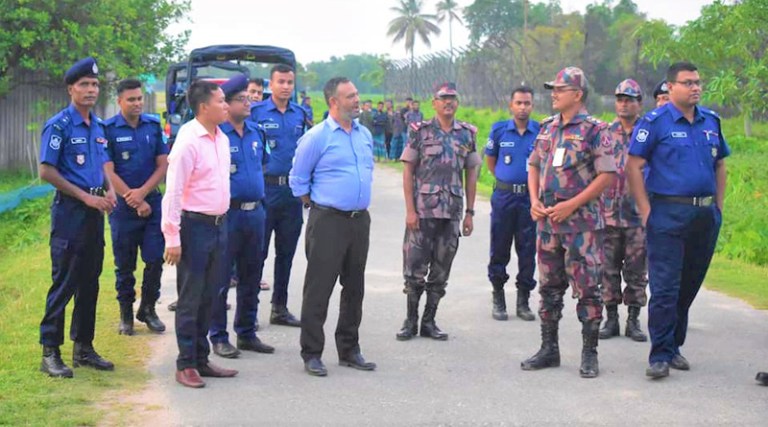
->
[671,80,703,89]
[231,96,250,104]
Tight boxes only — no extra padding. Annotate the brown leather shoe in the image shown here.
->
[198,362,238,378]
[175,368,205,388]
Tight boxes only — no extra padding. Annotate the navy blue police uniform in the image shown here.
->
[628,102,730,365]
[485,119,539,295]
[250,96,307,324]
[38,57,114,376]
[210,109,270,347]
[103,113,168,316]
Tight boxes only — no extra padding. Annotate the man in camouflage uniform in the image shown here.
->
[521,67,616,378]
[396,82,481,341]
[598,79,649,343]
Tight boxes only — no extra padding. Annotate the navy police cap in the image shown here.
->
[64,57,99,85]
[221,74,249,99]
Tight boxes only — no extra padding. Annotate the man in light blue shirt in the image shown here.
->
[289,77,376,377]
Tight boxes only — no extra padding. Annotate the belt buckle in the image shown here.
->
[279,176,288,185]
[241,202,257,211]
[350,211,360,218]
[215,215,224,226]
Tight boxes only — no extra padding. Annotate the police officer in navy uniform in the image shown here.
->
[103,79,169,336]
[626,62,730,379]
[652,80,670,108]
[485,86,539,322]
[209,74,275,358]
[250,64,307,327]
[38,57,117,377]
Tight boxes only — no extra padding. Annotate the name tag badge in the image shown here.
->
[504,154,512,165]
[552,148,566,167]
[116,136,133,143]
[71,137,87,145]
[671,131,687,138]
[230,146,239,153]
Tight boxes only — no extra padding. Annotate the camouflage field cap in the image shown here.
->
[615,79,642,99]
[434,82,459,98]
[544,67,588,90]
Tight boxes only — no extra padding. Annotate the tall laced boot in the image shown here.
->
[580,320,600,378]
[598,304,620,339]
[118,302,134,336]
[41,346,73,378]
[516,289,536,321]
[420,292,448,340]
[521,320,560,370]
[136,299,166,333]
[396,292,421,341]
[625,305,648,342]
[491,286,508,321]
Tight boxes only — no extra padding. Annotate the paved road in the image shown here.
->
[141,166,767,426]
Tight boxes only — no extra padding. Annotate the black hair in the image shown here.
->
[117,78,142,95]
[248,78,264,87]
[323,76,351,106]
[270,63,295,78]
[405,97,413,102]
[667,62,698,83]
[510,86,534,99]
[187,80,221,116]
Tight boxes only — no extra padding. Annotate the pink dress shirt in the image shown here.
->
[161,119,230,248]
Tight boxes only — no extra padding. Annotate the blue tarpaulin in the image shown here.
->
[0,184,54,214]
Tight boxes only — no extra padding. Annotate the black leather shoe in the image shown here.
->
[339,352,376,371]
[304,358,327,377]
[270,305,300,327]
[756,371,768,386]
[212,341,240,359]
[41,346,73,378]
[670,354,690,371]
[73,342,114,371]
[237,336,275,354]
[646,361,670,379]
[136,301,166,333]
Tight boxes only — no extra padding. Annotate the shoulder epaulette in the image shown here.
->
[643,105,669,122]
[409,121,427,132]
[700,107,721,120]
[102,116,117,126]
[540,115,556,126]
[142,114,161,124]
[459,121,477,134]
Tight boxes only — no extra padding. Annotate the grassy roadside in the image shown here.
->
[0,195,158,426]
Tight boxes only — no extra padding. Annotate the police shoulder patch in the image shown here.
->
[635,128,650,143]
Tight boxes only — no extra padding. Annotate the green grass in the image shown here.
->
[705,254,768,309]
[0,170,39,193]
[0,195,158,426]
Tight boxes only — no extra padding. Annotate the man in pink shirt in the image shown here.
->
[161,80,237,388]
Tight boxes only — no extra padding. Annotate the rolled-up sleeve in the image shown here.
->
[161,135,196,248]
[289,129,322,197]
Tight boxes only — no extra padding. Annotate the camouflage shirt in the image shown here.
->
[401,118,482,220]
[601,118,642,228]
[528,108,616,234]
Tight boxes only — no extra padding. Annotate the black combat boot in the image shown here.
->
[516,289,535,321]
[598,304,620,339]
[420,292,448,340]
[118,302,134,336]
[580,320,600,378]
[521,320,560,370]
[41,346,73,378]
[396,292,421,341]
[755,371,768,386]
[491,286,508,321]
[625,305,648,342]
[73,342,114,371]
[136,300,166,333]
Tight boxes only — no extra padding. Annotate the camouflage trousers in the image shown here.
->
[537,230,604,323]
[602,225,648,307]
[402,218,461,297]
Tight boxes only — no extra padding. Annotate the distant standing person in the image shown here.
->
[384,99,395,159]
[162,80,238,388]
[38,57,117,378]
[359,100,374,133]
[404,100,423,127]
[485,86,539,322]
[372,101,388,161]
[247,78,265,103]
[290,77,376,377]
[396,83,480,342]
[390,98,407,160]
[627,62,729,379]
[103,78,169,336]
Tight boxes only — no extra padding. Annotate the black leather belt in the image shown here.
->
[230,200,262,211]
[55,187,105,203]
[654,195,715,207]
[311,203,367,218]
[264,175,289,186]
[182,210,227,226]
[495,182,528,194]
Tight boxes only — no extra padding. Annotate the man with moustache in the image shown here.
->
[598,79,648,343]
[485,86,539,322]
[103,78,168,336]
[290,77,376,377]
[521,67,615,378]
[38,57,117,377]
[396,82,481,342]
[627,62,729,379]
[162,80,238,388]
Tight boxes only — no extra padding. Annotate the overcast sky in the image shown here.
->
[176,0,715,63]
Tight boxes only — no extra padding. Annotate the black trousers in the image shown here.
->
[300,207,370,361]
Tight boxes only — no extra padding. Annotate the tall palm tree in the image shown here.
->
[387,0,441,81]
[436,0,463,65]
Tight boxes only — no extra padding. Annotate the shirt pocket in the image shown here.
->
[114,141,139,165]
[229,148,245,175]
[64,142,88,168]
[423,140,443,157]
[418,184,441,211]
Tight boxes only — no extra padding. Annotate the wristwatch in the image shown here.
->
[465,209,475,216]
